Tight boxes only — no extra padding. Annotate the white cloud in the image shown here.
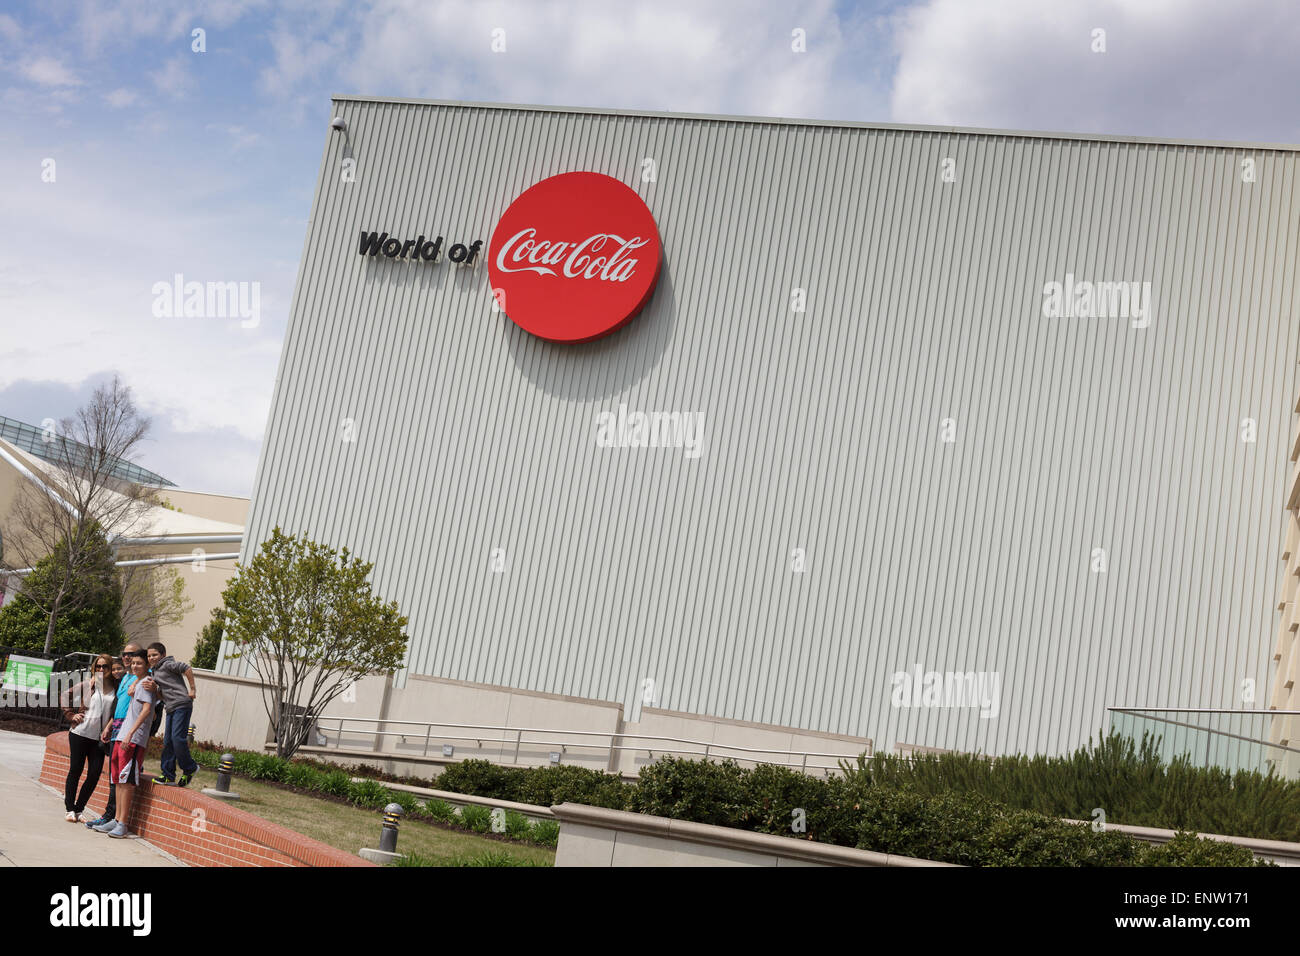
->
[258,0,884,122]
[0,13,22,43]
[104,87,138,108]
[72,0,262,57]
[890,0,1300,142]
[149,54,195,97]
[21,56,81,87]
[206,123,260,149]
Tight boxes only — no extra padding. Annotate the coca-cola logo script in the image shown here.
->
[488,171,662,343]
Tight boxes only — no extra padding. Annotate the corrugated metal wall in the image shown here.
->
[228,97,1300,757]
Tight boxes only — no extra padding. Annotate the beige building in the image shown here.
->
[0,424,245,663]
[1271,392,1300,775]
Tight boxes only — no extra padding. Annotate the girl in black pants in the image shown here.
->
[61,653,117,822]
[85,657,128,827]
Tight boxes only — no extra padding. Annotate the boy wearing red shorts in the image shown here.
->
[98,651,155,839]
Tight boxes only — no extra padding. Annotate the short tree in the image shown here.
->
[0,528,124,656]
[221,527,408,758]
[191,606,224,670]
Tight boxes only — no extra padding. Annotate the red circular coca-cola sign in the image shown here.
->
[488,171,661,344]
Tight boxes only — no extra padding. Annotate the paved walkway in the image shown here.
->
[0,727,46,779]
[0,730,181,867]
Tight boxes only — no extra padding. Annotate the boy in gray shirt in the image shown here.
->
[141,642,199,786]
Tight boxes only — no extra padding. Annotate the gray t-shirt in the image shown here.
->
[114,682,156,747]
[148,656,191,708]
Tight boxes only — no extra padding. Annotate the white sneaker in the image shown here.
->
[65,811,77,822]
[79,811,98,824]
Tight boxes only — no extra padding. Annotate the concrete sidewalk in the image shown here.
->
[0,730,181,867]
[0,727,47,779]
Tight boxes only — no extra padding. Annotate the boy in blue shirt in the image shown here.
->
[85,643,140,829]
[95,651,154,839]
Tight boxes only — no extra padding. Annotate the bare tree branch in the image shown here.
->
[1,377,162,653]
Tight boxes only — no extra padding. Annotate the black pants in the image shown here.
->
[65,732,105,814]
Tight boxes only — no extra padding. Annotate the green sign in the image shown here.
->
[1,655,53,696]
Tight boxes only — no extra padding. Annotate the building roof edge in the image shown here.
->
[328,94,1300,153]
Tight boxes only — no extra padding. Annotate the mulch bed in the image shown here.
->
[0,716,63,736]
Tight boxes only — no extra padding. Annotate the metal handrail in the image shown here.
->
[1108,707,1300,715]
[312,714,870,774]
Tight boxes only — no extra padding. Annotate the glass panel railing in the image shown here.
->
[1107,708,1300,780]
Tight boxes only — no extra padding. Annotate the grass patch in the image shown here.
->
[180,767,555,867]
[392,850,551,867]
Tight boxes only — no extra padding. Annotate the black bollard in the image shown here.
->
[216,754,234,792]
[201,753,241,801]
[379,803,403,854]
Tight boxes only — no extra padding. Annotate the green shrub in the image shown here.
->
[847,788,1252,867]
[980,810,1145,867]
[735,762,850,843]
[1140,831,1272,867]
[348,778,391,809]
[424,798,457,822]
[502,810,532,841]
[631,757,748,827]
[316,769,352,797]
[284,762,320,790]
[434,760,527,801]
[230,752,263,777]
[189,739,1288,866]
[390,790,423,817]
[246,754,289,782]
[459,804,492,833]
[528,819,560,846]
[510,764,632,809]
[843,732,1300,843]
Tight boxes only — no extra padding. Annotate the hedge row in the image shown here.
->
[434,752,1271,867]
[189,748,558,847]
[436,731,1300,844]
[854,732,1300,843]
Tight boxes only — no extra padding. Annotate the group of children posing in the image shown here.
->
[60,641,199,839]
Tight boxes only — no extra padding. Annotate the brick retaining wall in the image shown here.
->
[40,732,373,867]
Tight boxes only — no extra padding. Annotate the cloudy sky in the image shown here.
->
[3,0,1299,496]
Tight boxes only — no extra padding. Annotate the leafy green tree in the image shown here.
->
[0,529,124,656]
[191,606,224,669]
[221,527,409,758]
